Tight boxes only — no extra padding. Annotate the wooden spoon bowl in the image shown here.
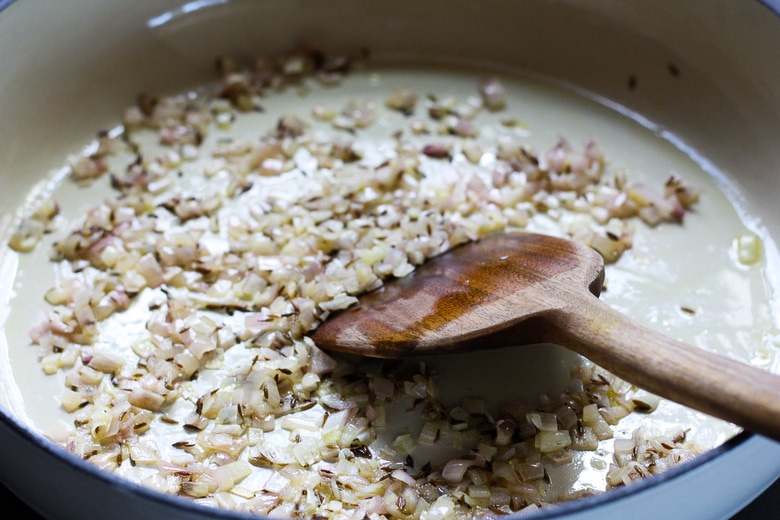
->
[311,232,780,442]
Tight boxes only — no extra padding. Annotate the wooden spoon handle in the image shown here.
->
[545,292,780,441]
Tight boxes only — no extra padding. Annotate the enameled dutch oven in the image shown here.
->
[1,1,779,518]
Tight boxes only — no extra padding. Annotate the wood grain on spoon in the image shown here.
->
[311,232,780,442]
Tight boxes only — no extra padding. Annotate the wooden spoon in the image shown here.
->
[311,232,780,442]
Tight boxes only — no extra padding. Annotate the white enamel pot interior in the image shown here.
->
[1,1,780,519]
